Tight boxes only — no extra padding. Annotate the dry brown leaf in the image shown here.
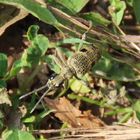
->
[0,88,11,106]
[44,97,105,128]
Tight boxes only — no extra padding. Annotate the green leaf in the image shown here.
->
[26,35,49,66]
[69,78,91,94]
[58,47,73,57]
[0,111,4,129]
[32,35,49,56]
[0,0,58,26]
[81,12,111,26]
[59,38,91,45]
[126,0,133,6]
[133,100,140,113]
[2,129,35,140]
[116,107,133,114]
[93,55,139,81]
[26,46,41,66]
[23,116,36,123]
[7,33,49,79]
[27,25,39,41]
[0,110,4,119]
[0,80,6,88]
[23,109,54,123]
[133,0,140,23]
[37,109,55,121]
[109,0,126,25]
[0,53,7,77]
[6,59,28,79]
[44,55,61,74]
[105,106,132,115]
[68,93,101,106]
[136,112,140,121]
[119,112,132,123]
[57,0,89,13]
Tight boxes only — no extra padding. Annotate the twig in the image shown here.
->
[32,124,140,140]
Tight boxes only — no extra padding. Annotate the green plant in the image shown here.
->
[0,0,140,139]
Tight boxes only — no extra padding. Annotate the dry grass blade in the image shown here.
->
[33,125,140,140]
[47,5,140,60]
